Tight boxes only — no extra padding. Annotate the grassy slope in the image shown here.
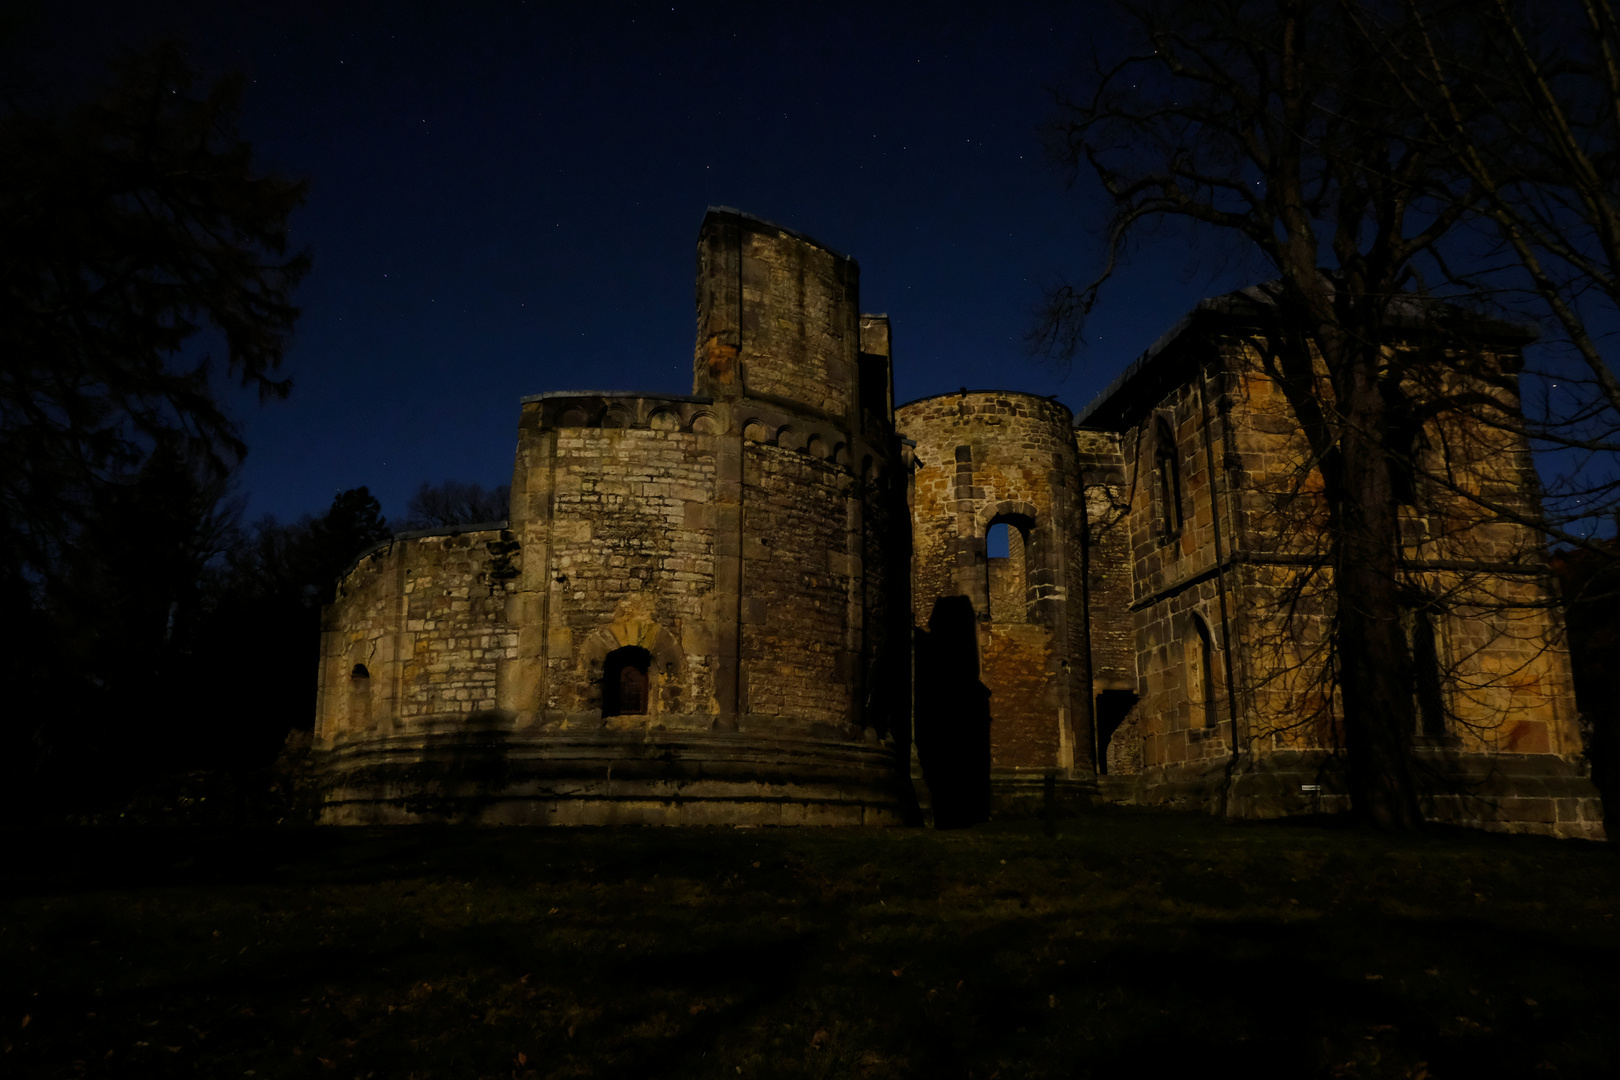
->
[4,813,1618,1079]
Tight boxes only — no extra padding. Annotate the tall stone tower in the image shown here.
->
[897,392,1093,822]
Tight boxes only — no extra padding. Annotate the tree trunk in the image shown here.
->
[1333,361,1426,831]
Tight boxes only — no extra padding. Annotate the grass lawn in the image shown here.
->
[4,811,1618,1079]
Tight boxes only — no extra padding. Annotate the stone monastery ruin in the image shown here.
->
[315,208,1604,839]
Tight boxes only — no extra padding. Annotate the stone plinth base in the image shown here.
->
[988,770,1096,818]
[1096,749,1605,840]
[316,729,919,827]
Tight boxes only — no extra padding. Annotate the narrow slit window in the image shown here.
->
[1154,418,1183,537]
[349,664,372,727]
[1407,605,1448,738]
[1193,617,1217,730]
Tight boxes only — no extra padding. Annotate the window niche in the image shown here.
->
[1190,616,1218,731]
[349,663,372,729]
[602,646,653,717]
[1153,416,1183,539]
[984,514,1035,624]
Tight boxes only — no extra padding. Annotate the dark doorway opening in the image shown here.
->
[914,595,992,828]
[603,646,652,716]
[1094,689,1140,774]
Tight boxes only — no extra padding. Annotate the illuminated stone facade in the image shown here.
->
[315,213,1602,837]
[315,209,912,825]
[1068,289,1602,838]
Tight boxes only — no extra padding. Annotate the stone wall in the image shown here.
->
[1081,318,1601,838]
[315,209,914,826]
[694,208,862,423]
[316,527,519,747]
[1074,428,1138,771]
[739,441,856,728]
[1095,359,1243,779]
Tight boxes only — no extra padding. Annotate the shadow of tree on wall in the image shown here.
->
[914,595,992,828]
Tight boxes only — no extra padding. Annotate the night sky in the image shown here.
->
[35,1,1255,526]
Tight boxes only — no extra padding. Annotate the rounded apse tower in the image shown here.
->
[313,209,915,825]
[897,391,1093,820]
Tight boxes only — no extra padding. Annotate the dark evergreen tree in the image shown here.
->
[0,41,307,814]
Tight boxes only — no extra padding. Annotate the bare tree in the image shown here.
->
[402,480,511,530]
[1381,0,1620,421]
[1041,0,1570,828]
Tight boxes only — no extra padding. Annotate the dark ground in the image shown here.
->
[4,812,1617,1079]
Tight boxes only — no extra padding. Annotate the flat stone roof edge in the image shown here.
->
[520,390,716,405]
[895,389,1074,415]
[705,206,856,264]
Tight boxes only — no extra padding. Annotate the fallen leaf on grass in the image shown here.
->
[20,1015,29,1029]
[517,1052,527,1065]
[317,1056,336,1069]
[810,1028,829,1049]
[689,1003,707,1016]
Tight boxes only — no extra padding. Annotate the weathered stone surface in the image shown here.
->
[1073,309,1603,839]
[316,209,913,826]
[313,211,1603,838]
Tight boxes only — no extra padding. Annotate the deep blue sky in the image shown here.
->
[39,1,1253,525]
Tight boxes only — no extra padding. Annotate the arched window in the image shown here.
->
[349,663,372,728]
[603,646,652,717]
[1154,417,1183,537]
[1191,616,1218,730]
[984,514,1034,623]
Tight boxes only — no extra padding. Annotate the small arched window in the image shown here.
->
[603,646,652,717]
[349,664,372,728]
[1191,616,1217,730]
[984,514,1035,623]
[1154,417,1183,537]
